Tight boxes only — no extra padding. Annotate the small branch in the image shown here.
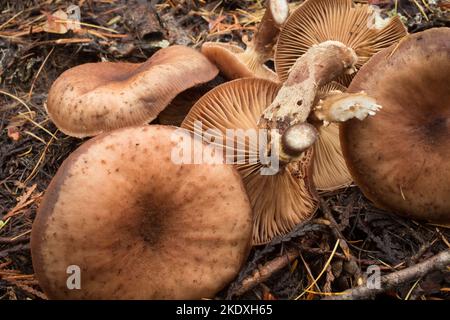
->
[0,236,30,244]
[324,249,450,300]
[0,243,30,259]
[320,199,363,282]
[233,248,299,296]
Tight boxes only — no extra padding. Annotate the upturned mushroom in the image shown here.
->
[182,41,381,244]
[182,78,317,245]
[31,125,253,299]
[275,0,407,84]
[46,45,218,138]
[201,0,289,81]
[272,0,407,191]
[340,27,450,224]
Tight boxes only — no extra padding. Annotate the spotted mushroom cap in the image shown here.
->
[182,78,318,245]
[46,45,218,138]
[31,125,253,299]
[275,0,407,84]
[340,28,450,224]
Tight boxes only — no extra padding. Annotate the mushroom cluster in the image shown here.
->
[33,0,449,300]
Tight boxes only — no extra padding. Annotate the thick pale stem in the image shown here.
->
[251,0,289,61]
[259,41,358,133]
[314,92,382,126]
[258,41,357,166]
[280,123,318,162]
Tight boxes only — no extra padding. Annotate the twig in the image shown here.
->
[28,47,54,99]
[324,249,450,300]
[0,243,30,259]
[295,239,340,299]
[321,199,363,282]
[0,236,30,244]
[233,248,299,296]
[2,184,39,221]
[0,90,32,114]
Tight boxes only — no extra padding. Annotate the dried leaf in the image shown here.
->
[42,6,81,34]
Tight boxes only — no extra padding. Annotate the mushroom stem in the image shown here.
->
[258,41,358,134]
[314,91,382,126]
[249,0,289,61]
[258,41,357,167]
[280,123,318,163]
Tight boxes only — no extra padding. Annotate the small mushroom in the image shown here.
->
[275,0,407,84]
[31,125,253,299]
[46,45,218,137]
[182,78,318,245]
[202,0,289,80]
[340,28,450,224]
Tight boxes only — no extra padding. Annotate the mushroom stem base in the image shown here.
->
[314,92,382,126]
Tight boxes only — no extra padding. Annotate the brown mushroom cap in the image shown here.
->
[201,41,277,81]
[340,28,450,224]
[31,125,253,299]
[275,0,407,84]
[47,45,218,138]
[311,82,352,191]
[182,78,318,245]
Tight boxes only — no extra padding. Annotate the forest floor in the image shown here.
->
[0,0,449,300]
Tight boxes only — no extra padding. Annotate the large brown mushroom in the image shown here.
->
[340,27,450,224]
[272,0,407,191]
[46,45,218,138]
[202,0,289,81]
[31,125,253,299]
